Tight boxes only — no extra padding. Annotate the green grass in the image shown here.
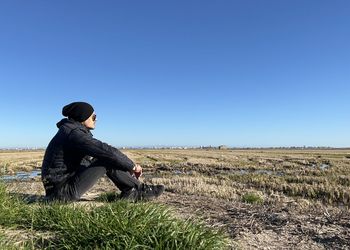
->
[241,192,264,204]
[0,183,229,249]
[96,191,119,202]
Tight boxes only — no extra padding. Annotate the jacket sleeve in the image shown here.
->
[68,128,135,171]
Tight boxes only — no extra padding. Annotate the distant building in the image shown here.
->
[218,145,228,150]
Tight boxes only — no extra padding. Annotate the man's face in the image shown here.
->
[82,112,97,130]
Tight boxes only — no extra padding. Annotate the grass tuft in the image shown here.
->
[96,191,119,202]
[0,182,229,249]
[241,192,264,204]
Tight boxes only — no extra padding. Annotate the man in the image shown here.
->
[41,101,164,202]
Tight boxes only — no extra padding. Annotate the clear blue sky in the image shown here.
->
[0,1,349,148]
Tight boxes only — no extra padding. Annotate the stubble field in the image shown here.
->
[1,149,350,249]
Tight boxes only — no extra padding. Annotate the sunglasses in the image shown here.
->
[92,114,97,121]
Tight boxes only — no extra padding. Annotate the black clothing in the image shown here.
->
[62,102,94,122]
[41,118,137,201]
[44,159,140,201]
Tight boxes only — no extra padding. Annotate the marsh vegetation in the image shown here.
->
[1,149,350,249]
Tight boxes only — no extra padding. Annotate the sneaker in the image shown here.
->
[139,183,165,201]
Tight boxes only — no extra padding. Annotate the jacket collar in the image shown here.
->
[56,118,93,135]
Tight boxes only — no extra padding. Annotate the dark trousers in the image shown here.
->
[53,159,140,201]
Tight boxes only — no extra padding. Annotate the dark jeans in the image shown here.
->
[52,159,140,201]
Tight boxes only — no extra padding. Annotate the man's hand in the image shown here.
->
[132,164,143,179]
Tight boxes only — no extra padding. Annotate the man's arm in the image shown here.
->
[68,129,135,171]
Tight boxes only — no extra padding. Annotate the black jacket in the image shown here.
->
[41,118,135,191]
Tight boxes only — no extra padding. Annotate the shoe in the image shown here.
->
[139,183,165,201]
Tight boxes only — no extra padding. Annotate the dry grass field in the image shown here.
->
[1,149,350,249]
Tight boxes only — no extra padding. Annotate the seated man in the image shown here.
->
[41,101,164,202]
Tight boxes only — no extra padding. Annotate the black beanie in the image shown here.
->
[62,102,94,122]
